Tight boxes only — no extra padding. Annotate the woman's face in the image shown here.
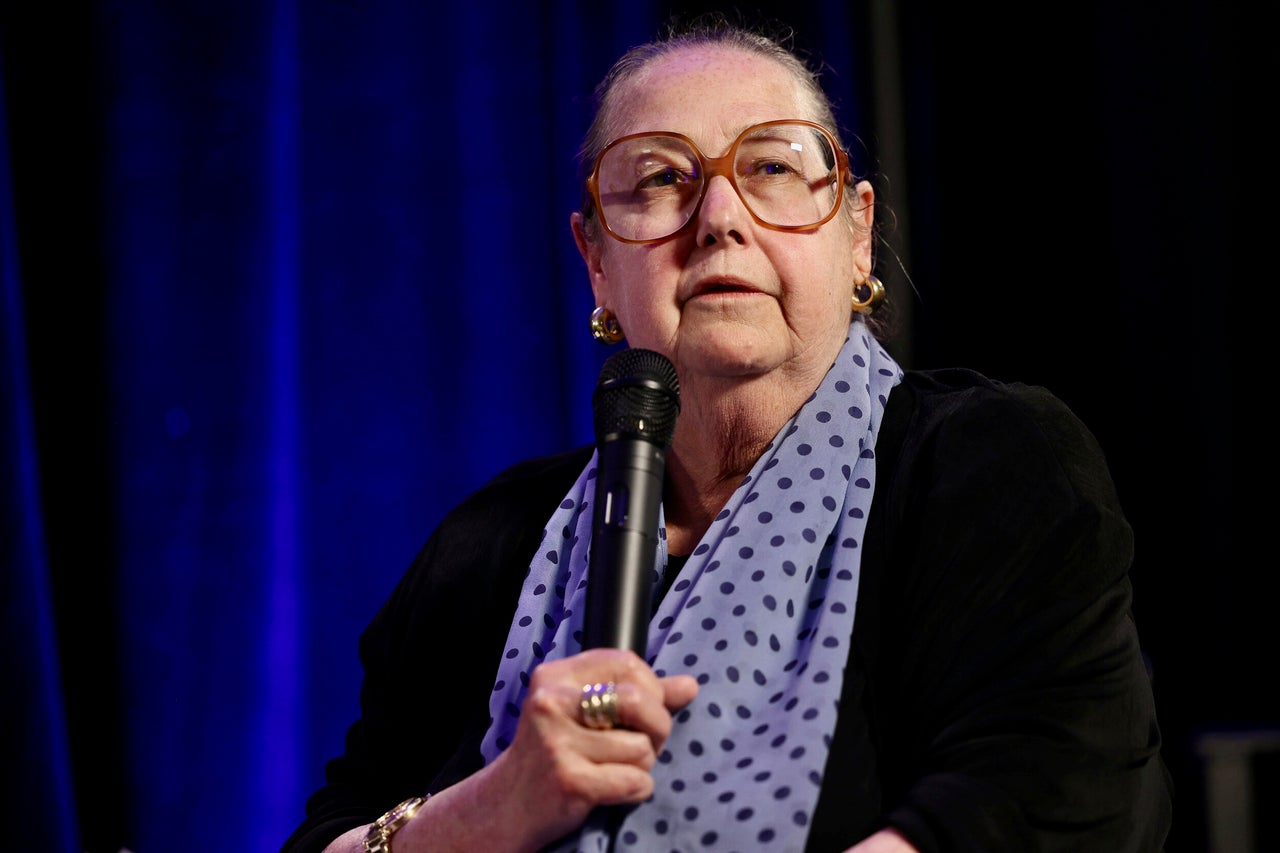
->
[572,45,875,391]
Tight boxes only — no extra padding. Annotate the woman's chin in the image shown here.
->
[675,334,786,380]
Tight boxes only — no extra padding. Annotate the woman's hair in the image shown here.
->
[576,14,844,186]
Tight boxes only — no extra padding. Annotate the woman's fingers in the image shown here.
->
[552,652,698,752]
[574,726,661,771]
[660,673,700,711]
[536,740,657,807]
[576,648,666,701]
[527,649,664,725]
[505,649,698,812]
[482,649,696,845]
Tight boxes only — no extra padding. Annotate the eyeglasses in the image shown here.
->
[585,119,852,245]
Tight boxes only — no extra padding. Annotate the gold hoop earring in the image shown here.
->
[852,275,885,315]
[590,306,624,344]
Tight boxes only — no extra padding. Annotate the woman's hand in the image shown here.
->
[325,648,698,853]
[488,647,699,847]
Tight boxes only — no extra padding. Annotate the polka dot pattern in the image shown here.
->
[483,322,902,850]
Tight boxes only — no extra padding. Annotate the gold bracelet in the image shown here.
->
[362,794,430,853]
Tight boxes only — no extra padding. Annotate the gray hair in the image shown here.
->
[576,15,847,218]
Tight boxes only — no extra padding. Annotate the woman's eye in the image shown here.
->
[638,168,690,190]
[754,160,795,177]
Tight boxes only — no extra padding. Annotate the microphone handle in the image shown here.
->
[583,437,666,656]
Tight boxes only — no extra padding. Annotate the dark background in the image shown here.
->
[2,2,1257,851]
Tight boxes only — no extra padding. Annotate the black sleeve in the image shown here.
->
[279,447,592,853]
[869,372,1172,851]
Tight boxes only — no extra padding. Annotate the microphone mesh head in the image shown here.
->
[592,348,681,448]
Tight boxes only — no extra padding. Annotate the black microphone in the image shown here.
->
[583,348,681,656]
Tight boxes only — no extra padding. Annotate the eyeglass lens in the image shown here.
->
[596,122,841,242]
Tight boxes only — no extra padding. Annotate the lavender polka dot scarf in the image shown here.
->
[481,321,902,851]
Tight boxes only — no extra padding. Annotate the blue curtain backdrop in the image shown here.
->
[0,2,1252,852]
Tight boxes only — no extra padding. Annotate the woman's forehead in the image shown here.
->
[604,46,816,141]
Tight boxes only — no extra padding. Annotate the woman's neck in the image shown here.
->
[660,372,810,554]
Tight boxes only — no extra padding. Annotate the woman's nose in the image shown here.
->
[695,175,748,247]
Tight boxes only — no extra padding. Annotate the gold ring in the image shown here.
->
[580,681,619,730]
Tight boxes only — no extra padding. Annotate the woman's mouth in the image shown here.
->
[689,277,761,298]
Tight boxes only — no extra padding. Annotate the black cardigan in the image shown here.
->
[282,368,1173,852]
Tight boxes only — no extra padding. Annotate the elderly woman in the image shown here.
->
[283,19,1172,853]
